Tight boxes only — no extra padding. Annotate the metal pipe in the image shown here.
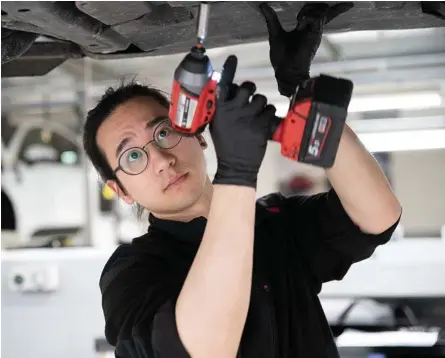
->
[81,58,95,247]
[196,2,210,45]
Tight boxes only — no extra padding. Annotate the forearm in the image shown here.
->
[326,124,401,234]
[176,185,256,358]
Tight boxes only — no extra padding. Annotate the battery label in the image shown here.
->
[307,112,331,158]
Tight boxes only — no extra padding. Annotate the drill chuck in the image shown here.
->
[173,48,213,98]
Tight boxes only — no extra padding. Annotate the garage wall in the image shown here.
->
[392,149,445,237]
[1,250,111,358]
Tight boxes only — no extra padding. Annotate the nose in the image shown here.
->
[148,145,176,174]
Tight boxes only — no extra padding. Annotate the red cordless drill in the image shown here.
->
[169,2,217,135]
[271,75,353,168]
[169,3,353,168]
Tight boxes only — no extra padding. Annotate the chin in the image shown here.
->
[162,173,205,209]
[154,194,202,217]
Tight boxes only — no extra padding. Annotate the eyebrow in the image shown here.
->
[115,116,168,159]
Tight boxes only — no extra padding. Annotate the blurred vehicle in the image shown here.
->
[1,117,145,248]
[1,2,445,77]
[1,118,86,247]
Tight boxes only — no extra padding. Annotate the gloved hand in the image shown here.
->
[210,55,277,189]
[259,2,353,97]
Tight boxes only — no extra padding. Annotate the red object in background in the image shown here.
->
[280,175,314,196]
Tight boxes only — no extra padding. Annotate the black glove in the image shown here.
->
[210,55,277,189]
[259,2,353,97]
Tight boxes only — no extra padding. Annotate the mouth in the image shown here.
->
[164,173,188,191]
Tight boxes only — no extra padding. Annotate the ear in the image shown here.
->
[106,180,134,205]
[196,134,208,149]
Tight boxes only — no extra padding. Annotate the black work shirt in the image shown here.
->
[100,189,399,358]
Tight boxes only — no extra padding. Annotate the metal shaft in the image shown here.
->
[197,2,210,45]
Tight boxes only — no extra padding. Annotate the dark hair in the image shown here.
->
[82,79,170,217]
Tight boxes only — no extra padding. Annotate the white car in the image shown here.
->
[1,118,144,248]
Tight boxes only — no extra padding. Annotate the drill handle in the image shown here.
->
[269,82,311,143]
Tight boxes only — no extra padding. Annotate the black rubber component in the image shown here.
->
[1,28,38,64]
[1,1,130,53]
[421,1,445,20]
[75,1,153,26]
[1,42,83,77]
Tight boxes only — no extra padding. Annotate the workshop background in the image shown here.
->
[2,25,445,358]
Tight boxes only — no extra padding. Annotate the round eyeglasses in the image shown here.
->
[113,119,182,176]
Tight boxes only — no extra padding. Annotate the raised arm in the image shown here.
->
[176,58,277,358]
[176,185,256,358]
[259,2,401,232]
[326,124,401,234]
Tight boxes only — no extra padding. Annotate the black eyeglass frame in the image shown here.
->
[112,119,182,177]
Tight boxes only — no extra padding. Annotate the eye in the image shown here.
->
[155,125,175,148]
[127,149,143,162]
[119,147,147,175]
[153,121,181,150]
[156,127,171,141]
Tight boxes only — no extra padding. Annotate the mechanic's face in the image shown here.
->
[96,96,209,217]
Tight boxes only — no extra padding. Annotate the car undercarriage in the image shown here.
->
[2,1,445,77]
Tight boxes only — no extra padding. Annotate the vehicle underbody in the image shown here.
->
[1,1,445,77]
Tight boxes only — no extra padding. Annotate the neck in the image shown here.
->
[153,176,213,223]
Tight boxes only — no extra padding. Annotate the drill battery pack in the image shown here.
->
[272,74,353,168]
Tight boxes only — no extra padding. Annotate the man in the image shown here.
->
[83,4,401,358]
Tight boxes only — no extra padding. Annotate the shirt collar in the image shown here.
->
[148,201,271,243]
[148,213,207,242]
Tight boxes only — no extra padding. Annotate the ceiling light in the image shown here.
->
[336,328,440,348]
[358,129,445,152]
[349,92,442,112]
[274,92,442,117]
[61,151,78,165]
